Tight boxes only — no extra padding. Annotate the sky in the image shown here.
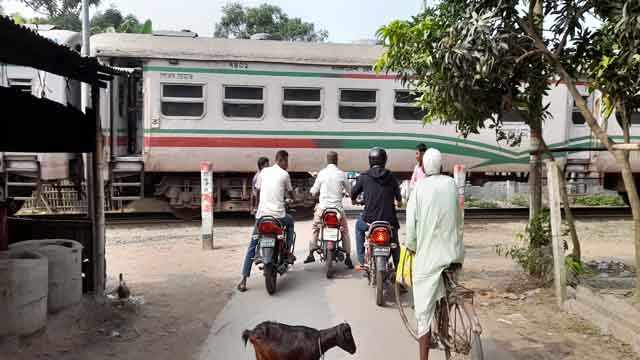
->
[2,0,425,43]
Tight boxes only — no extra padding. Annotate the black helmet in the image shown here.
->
[368,147,387,167]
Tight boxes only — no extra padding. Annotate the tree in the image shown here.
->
[18,0,100,18]
[91,8,152,34]
[376,0,640,299]
[214,2,328,41]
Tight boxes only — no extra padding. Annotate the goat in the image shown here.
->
[242,321,356,360]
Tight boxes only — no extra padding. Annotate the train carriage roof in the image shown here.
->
[91,33,385,67]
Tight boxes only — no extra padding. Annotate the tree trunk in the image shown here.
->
[540,139,581,261]
[615,151,640,301]
[528,0,544,222]
[559,168,581,260]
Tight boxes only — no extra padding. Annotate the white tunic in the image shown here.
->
[406,174,464,337]
[309,164,351,211]
[255,164,293,219]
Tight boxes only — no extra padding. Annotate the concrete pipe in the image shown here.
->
[10,239,83,313]
[0,250,48,336]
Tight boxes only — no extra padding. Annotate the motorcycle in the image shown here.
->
[364,221,395,306]
[313,208,347,279]
[253,216,295,295]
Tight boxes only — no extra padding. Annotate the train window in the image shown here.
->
[501,110,524,123]
[161,83,205,118]
[572,95,590,125]
[339,89,377,120]
[223,86,264,119]
[394,90,426,121]
[8,78,31,93]
[282,87,322,120]
[632,113,640,125]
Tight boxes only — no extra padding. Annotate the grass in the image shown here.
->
[573,195,626,207]
[465,197,499,208]
[510,195,529,207]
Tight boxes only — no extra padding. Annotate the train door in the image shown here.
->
[109,69,144,204]
[566,88,595,194]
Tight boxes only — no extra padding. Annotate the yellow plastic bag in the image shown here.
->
[396,246,414,288]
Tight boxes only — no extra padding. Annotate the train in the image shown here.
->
[0,26,83,212]
[2,29,639,215]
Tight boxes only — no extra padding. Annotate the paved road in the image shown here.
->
[198,220,514,360]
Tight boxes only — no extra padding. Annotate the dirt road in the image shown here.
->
[1,217,637,360]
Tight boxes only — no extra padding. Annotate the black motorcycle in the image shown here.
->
[313,208,347,278]
[253,216,294,295]
[364,221,395,306]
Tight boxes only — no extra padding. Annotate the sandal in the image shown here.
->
[237,279,247,292]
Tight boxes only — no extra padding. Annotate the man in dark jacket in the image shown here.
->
[351,147,402,269]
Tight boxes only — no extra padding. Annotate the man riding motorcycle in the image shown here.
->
[237,150,296,292]
[350,147,402,270]
[304,151,354,269]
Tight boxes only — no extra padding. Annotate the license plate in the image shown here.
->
[323,228,339,241]
[373,247,390,256]
[260,237,276,247]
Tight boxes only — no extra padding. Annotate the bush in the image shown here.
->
[573,195,625,206]
[496,211,581,283]
[510,195,529,207]
[465,197,499,208]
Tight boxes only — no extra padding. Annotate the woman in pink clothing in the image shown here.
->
[410,143,428,186]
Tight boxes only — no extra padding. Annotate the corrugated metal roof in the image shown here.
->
[91,33,385,66]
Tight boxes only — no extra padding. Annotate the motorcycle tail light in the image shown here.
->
[323,212,339,227]
[258,221,283,235]
[370,228,390,245]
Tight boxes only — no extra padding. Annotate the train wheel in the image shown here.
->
[7,199,25,215]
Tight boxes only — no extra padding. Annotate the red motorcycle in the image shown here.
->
[313,208,347,278]
[364,221,394,306]
[254,216,294,295]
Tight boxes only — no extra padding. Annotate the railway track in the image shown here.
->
[16,206,631,225]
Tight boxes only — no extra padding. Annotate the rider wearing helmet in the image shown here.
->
[350,147,402,269]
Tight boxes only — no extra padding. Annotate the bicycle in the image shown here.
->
[395,263,484,360]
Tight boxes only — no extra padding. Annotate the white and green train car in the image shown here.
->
[0,27,82,209]
[88,32,640,212]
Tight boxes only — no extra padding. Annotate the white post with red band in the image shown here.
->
[201,162,214,250]
[453,164,466,210]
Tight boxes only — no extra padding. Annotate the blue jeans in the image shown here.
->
[355,215,400,267]
[241,214,295,278]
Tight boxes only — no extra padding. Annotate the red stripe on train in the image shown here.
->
[144,136,316,148]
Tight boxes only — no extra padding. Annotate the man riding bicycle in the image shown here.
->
[405,148,465,359]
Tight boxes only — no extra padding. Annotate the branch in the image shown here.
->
[516,49,546,64]
[516,16,614,152]
[553,4,594,57]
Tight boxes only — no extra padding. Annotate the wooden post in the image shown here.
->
[546,160,567,308]
[91,86,106,295]
[0,202,8,252]
[201,162,214,250]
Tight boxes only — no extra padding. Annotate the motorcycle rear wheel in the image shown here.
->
[325,250,335,279]
[376,270,385,306]
[264,264,277,295]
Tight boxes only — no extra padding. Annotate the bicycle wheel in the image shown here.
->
[447,300,483,359]
[394,281,419,340]
[470,333,484,360]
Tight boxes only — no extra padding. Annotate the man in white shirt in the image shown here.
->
[238,150,295,292]
[304,151,354,268]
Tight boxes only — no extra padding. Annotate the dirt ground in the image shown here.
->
[1,217,638,360]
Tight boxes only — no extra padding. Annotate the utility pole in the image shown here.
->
[81,0,105,295]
